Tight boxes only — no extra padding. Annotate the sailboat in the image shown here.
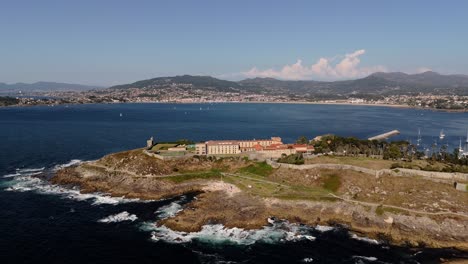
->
[417,128,422,146]
[459,130,468,158]
[462,129,468,158]
[439,129,445,140]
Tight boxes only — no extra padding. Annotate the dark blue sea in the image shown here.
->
[0,103,467,264]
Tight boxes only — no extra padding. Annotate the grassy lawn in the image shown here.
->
[375,205,385,216]
[165,169,222,183]
[322,174,341,192]
[224,172,332,201]
[305,155,450,171]
[150,143,178,151]
[306,156,395,170]
[159,151,186,157]
[393,160,455,172]
[275,184,335,201]
[237,161,273,177]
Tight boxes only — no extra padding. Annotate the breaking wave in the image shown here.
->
[98,211,138,223]
[16,167,45,173]
[52,159,83,171]
[352,255,378,262]
[315,225,335,232]
[2,173,21,178]
[142,220,316,245]
[350,233,380,244]
[2,167,46,179]
[155,196,187,219]
[2,161,141,205]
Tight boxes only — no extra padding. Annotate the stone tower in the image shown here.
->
[146,136,154,149]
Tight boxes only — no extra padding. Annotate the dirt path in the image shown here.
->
[224,172,468,219]
[221,172,290,187]
[329,193,468,218]
[84,163,468,218]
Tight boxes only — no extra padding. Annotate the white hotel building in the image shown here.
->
[195,137,283,155]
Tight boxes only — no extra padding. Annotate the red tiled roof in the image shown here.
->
[292,144,307,148]
[263,144,291,151]
[253,144,263,151]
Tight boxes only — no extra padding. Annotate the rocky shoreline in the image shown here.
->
[51,149,468,251]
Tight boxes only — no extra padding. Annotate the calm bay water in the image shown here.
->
[0,103,467,263]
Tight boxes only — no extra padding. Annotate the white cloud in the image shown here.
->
[415,67,432,73]
[242,49,387,80]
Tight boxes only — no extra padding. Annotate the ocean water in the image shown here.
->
[0,103,467,263]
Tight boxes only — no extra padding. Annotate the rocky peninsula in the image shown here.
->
[51,148,468,251]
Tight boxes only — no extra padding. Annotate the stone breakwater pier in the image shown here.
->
[368,130,401,141]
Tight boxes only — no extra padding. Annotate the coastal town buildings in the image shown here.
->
[193,137,314,157]
[206,140,241,155]
[238,137,283,151]
[195,143,207,155]
[203,137,283,155]
[148,136,315,158]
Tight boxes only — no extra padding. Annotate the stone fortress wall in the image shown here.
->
[266,159,468,183]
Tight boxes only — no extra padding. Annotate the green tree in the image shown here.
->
[277,153,304,165]
[383,144,402,160]
[296,136,308,144]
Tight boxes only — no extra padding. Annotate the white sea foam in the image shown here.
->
[350,233,380,244]
[155,196,188,219]
[2,173,21,178]
[23,172,43,177]
[98,211,138,223]
[3,163,141,205]
[143,220,316,245]
[352,255,378,262]
[315,225,335,232]
[16,167,45,173]
[303,258,314,263]
[52,159,82,171]
[156,202,183,219]
[5,175,135,204]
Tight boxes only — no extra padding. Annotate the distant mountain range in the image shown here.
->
[4,71,468,98]
[110,75,241,92]
[0,82,103,94]
[108,72,468,97]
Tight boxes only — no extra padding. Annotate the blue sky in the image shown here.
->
[1,0,468,86]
